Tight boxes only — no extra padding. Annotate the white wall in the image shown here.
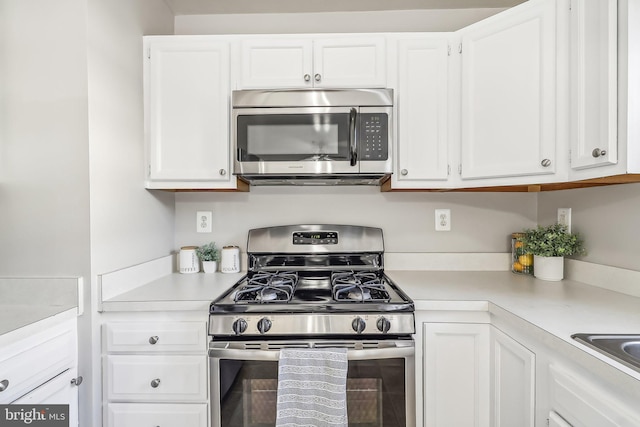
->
[174,8,507,34]
[175,187,537,256]
[538,183,640,272]
[86,0,174,425]
[0,0,91,277]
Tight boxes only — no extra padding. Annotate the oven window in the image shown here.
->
[236,114,351,162]
[219,358,406,427]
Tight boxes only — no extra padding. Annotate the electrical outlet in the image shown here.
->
[435,209,451,231]
[557,208,571,233]
[197,211,212,233]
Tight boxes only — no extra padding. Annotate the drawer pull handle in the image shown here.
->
[150,378,161,388]
[149,336,159,345]
[0,379,8,392]
[71,376,83,386]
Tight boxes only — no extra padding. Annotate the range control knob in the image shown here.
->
[376,317,391,334]
[352,317,366,334]
[232,318,248,335]
[257,318,272,334]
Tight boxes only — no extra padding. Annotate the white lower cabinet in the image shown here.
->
[422,322,491,427]
[102,314,209,426]
[491,327,535,427]
[548,364,640,427]
[421,321,535,427]
[107,402,208,427]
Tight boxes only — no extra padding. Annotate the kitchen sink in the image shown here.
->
[572,334,640,372]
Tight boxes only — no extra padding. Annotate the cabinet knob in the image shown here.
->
[400,169,408,176]
[219,169,227,176]
[314,73,321,82]
[592,148,607,158]
[540,159,552,167]
[0,379,9,392]
[149,336,159,345]
[71,376,83,386]
[150,378,161,388]
[304,74,311,82]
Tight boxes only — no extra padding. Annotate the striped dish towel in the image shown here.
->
[275,347,348,427]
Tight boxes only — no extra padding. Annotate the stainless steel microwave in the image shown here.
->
[232,89,393,185]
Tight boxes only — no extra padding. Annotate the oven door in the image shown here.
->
[209,339,415,427]
[233,107,358,175]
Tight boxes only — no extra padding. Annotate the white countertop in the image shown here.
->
[0,278,80,336]
[100,268,640,380]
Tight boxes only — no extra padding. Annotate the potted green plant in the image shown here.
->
[196,242,220,273]
[521,223,586,281]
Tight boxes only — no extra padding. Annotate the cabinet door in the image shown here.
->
[146,39,234,188]
[13,369,79,427]
[569,0,617,170]
[491,327,535,427]
[549,411,573,427]
[393,37,450,188]
[239,38,313,89]
[460,0,557,180]
[313,37,386,88]
[423,323,490,427]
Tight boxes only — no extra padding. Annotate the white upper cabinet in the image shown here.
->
[145,37,239,190]
[238,36,386,89]
[569,0,618,171]
[459,0,560,182]
[391,36,452,188]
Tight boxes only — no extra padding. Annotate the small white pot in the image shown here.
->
[202,261,218,274]
[533,255,564,281]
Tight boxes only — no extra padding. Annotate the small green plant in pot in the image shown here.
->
[521,223,585,281]
[196,242,220,273]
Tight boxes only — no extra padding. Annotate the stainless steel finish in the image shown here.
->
[401,169,408,175]
[304,74,311,82]
[247,224,384,254]
[240,175,391,186]
[150,378,161,388]
[209,312,415,337]
[592,148,607,157]
[541,158,552,167]
[71,376,83,386]
[209,339,416,427]
[572,334,640,372]
[315,73,321,82]
[219,169,226,176]
[349,107,358,166]
[149,336,159,345]
[0,379,8,392]
[232,88,393,108]
[209,338,414,360]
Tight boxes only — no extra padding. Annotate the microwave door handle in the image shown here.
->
[349,107,358,166]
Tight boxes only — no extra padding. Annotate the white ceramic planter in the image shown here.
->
[533,255,564,281]
[202,261,218,274]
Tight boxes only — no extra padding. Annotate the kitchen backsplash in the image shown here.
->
[174,186,537,254]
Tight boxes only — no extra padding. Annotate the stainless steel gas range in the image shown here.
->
[208,225,415,427]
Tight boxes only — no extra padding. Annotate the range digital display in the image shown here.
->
[293,231,338,245]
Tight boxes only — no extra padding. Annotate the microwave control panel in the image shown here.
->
[359,113,389,161]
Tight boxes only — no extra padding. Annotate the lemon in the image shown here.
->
[518,254,533,267]
[514,241,524,249]
[512,261,524,272]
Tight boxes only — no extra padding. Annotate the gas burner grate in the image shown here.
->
[331,271,391,302]
[234,271,299,303]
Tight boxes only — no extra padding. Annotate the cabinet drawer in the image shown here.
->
[107,403,207,427]
[107,355,207,402]
[549,364,640,426]
[104,321,206,353]
[0,323,75,403]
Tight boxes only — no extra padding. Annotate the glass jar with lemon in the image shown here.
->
[511,232,533,275]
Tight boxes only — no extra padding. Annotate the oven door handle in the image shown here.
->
[209,345,414,361]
